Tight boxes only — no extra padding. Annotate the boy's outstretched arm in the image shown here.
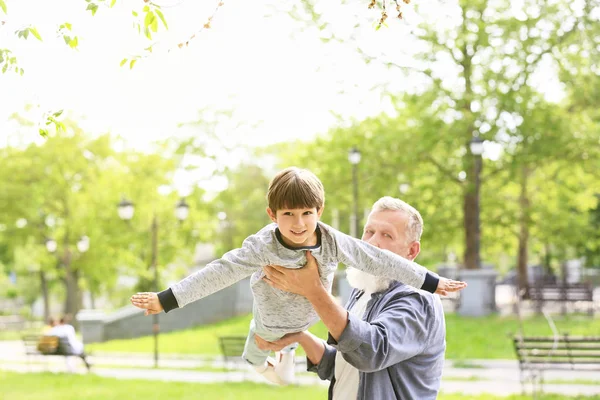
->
[434,278,467,296]
[129,233,268,315]
[130,292,163,315]
[333,230,466,295]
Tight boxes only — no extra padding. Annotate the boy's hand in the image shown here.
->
[130,292,163,316]
[435,278,467,296]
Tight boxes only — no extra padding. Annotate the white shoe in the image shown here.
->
[274,350,296,385]
[254,357,285,385]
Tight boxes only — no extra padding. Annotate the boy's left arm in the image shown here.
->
[332,231,439,293]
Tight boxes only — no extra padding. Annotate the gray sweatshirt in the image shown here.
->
[158,222,439,334]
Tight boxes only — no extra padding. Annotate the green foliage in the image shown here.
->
[0,48,21,75]
[58,23,79,50]
[281,0,600,271]
[0,116,216,314]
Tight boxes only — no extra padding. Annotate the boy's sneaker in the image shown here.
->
[274,349,296,385]
[254,357,285,385]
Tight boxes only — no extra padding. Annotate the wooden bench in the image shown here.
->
[513,335,600,394]
[22,335,91,372]
[527,283,594,315]
[218,336,247,367]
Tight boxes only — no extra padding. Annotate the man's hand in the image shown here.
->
[130,292,163,316]
[262,251,323,299]
[435,278,467,296]
[255,332,303,352]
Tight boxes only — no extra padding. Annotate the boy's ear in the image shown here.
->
[266,207,277,223]
[317,204,325,218]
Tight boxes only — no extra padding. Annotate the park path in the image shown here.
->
[1,341,600,397]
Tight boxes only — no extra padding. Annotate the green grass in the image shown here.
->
[0,329,40,341]
[1,372,599,400]
[449,360,485,369]
[544,379,600,386]
[444,313,600,359]
[87,314,329,356]
[85,313,600,360]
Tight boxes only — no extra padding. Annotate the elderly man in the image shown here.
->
[259,196,448,399]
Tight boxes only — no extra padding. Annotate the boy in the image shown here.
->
[131,167,466,384]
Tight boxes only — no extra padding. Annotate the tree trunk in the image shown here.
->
[40,270,50,322]
[62,248,81,321]
[464,155,482,270]
[544,243,553,277]
[517,166,531,297]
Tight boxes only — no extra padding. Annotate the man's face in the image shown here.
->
[361,210,415,259]
[347,209,421,293]
[267,206,322,247]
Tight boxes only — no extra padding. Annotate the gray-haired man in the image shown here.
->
[258,196,447,399]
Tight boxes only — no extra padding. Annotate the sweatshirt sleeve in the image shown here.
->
[331,229,439,293]
[306,341,337,381]
[165,233,265,310]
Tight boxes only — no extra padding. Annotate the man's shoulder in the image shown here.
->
[385,283,442,309]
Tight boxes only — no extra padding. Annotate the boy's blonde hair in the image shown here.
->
[267,167,325,212]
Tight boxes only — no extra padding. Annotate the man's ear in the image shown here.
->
[266,207,277,223]
[407,241,421,261]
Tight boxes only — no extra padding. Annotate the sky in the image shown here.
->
[0,0,415,149]
[0,0,564,193]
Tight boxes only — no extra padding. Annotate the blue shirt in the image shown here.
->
[307,281,446,400]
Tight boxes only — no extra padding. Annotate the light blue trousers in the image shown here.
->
[242,306,298,366]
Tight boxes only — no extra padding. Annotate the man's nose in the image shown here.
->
[366,235,380,248]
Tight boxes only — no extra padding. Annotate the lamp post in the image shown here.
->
[348,147,361,238]
[117,197,189,368]
[218,211,234,250]
[465,136,484,270]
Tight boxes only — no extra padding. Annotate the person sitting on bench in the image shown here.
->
[45,315,91,372]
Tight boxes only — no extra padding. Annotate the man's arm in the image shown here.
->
[331,295,431,372]
[255,331,337,381]
[263,251,433,372]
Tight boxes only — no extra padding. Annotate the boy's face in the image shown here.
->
[267,206,323,247]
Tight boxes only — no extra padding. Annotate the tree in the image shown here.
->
[0,116,212,318]
[285,0,599,277]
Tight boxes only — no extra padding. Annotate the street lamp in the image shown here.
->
[348,147,361,238]
[118,196,190,368]
[175,198,190,222]
[117,198,135,221]
[465,136,484,270]
[45,238,58,253]
[76,236,90,253]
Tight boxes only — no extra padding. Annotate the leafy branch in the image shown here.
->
[0,48,21,75]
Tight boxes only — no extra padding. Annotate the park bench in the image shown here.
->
[22,334,91,372]
[526,283,594,315]
[512,334,600,394]
[218,335,247,368]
